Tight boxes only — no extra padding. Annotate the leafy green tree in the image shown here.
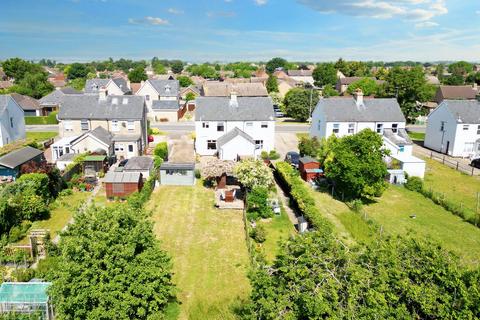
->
[324,129,388,199]
[266,74,278,93]
[444,74,465,85]
[269,92,284,111]
[171,61,184,74]
[10,72,54,98]
[312,63,337,87]
[66,63,89,80]
[347,77,379,96]
[265,57,288,74]
[153,63,166,75]
[187,64,219,79]
[128,66,148,83]
[298,136,321,157]
[334,58,349,75]
[382,66,435,122]
[284,88,319,122]
[69,78,86,91]
[448,61,473,76]
[49,205,176,319]
[234,159,273,190]
[247,187,272,220]
[1,58,43,80]
[185,92,196,102]
[176,75,194,87]
[466,72,480,84]
[322,84,339,97]
[436,63,445,82]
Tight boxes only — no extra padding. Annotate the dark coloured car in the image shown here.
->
[118,159,128,167]
[285,151,300,168]
[471,158,480,169]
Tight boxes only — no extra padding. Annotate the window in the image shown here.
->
[9,117,13,128]
[440,121,446,132]
[128,144,134,152]
[255,140,264,149]
[65,147,70,154]
[112,184,124,194]
[217,122,224,132]
[376,123,383,133]
[146,95,150,101]
[246,122,253,127]
[167,169,187,176]
[81,119,89,131]
[463,125,469,131]
[111,120,119,132]
[64,120,73,132]
[464,142,474,153]
[127,121,135,131]
[392,123,398,133]
[202,122,209,128]
[115,144,124,152]
[261,122,268,128]
[477,125,480,135]
[348,123,354,134]
[207,140,216,150]
[317,120,321,131]
[399,145,405,152]
[332,123,340,134]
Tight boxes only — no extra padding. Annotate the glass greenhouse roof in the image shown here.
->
[0,282,51,304]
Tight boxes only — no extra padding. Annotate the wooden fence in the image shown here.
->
[413,148,479,176]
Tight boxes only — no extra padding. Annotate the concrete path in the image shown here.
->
[26,124,58,132]
[274,180,298,226]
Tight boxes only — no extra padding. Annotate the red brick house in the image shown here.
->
[104,171,143,199]
[299,156,323,182]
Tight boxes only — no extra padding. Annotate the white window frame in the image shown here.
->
[317,120,321,131]
[477,125,480,135]
[332,123,340,134]
[440,121,445,132]
[202,122,209,129]
[348,123,354,134]
[261,122,268,128]
[9,117,13,128]
[217,122,224,132]
[246,122,253,127]
[127,121,135,131]
[376,123,384,134]
[255,140,264,149]
[64,120,73,132]
[111,120,119,132]
[207,140,216,150]
[463,125,469,131]
[80,119,89,131]
[392,123,398,133]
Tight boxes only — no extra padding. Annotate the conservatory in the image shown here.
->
[0,281,53,320]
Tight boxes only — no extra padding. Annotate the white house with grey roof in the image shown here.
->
[195,93,275,160]
[424,99,480,158]
[56,93,147,160]
[310,91,425,179]
[135,79,180,122]
[85,78,131,95]
[0,95,26,147]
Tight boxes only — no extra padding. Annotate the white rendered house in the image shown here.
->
[195,94,275,160]
[309,91,425,179]
[424,99,480,158]
[0,95,26,147]
[85,78,131,95]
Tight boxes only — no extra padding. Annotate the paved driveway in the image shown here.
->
[275,133,299,158]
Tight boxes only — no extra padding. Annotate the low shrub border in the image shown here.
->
[405,177,479,227]
[24,112,58,125]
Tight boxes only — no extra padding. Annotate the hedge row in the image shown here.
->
[275,161,333,234]
[405,177,478,227]
[24,112,58,125]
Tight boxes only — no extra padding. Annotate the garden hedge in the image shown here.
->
[24,112,58,125]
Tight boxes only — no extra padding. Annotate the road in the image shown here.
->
[26,124,59,132]
[150,122,309,133]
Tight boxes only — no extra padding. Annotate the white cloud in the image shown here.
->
[128,16,169,25]
[476,10,480,15]
[298,0,447,21]
[255,0,268,5]
[168,8,184,15]
[415,21,439,28]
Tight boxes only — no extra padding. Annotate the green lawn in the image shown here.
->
[25,131,58,141]
[18,191,89,244]
[407,131,425,141]
[364,186,480,267]
[423,158,480,211]
[0,132,58,156]
[257,203,296,262]
[148,183,251,320]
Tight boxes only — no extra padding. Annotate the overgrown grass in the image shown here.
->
[24,112,58,125]
[364,186,480,267]
[257,203,296,262]
[25,131,57,141]
[148,183,250,320]
[407,131,425,141]
[0,131,57,156]
[423,158,480,211]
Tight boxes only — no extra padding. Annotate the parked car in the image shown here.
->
[118,159,128,167]
[285,151,300,168]
[148,135,154,143]
[471,158,480,169]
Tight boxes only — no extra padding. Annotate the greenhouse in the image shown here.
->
[0,282,53,320]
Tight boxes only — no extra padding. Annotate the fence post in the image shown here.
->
[442,156,445,164]
[430,152,433,159]
[456,162,459,170]
[472,167,475,176]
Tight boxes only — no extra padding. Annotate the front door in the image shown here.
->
[127,143,135,158]
[445,141,450,155]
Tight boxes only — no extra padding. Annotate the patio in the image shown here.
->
[215,185,245,210]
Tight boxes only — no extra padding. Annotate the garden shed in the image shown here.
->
[299,156,323,182]
[0,146,45,181]
[104,171,143,198]
[0,281,53,320]
[123,156,154,180]
[160,163,195,186]
[83,155,108,177]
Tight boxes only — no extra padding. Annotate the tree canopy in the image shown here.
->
[284,88,319,122]
[65,63,90,80]
[176,75,194,87]
[266,57,288,74]
[266,74,279,93]
[1,58,44,80]
[312,63,337,87]
[170,60,184,74]
[10,72,54,99]
[49,204,176,319]
[128,66,148,82]
[187,64,219,79]
[347,77,379,96]
[234,159,274,190]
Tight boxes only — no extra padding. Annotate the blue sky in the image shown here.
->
[0,0,479,62]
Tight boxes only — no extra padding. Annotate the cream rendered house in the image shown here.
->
[135,79,180,122]
[85,78,131,95]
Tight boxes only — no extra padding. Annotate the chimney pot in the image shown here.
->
[354,88,364,106]
[229,91,238,108]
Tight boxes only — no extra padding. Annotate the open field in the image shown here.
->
[148,183,250,320]
[423,158,480,211]
[364,186,480,267]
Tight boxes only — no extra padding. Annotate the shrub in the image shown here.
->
[268,150,280,160]
[404,176,423,192]
[194,169,201,179]
[154,142,168,160]
[247,187,273,220]
[250,225,267,243]
[11,268,36,282]
[260,151,269,160]
[348,199,364,213]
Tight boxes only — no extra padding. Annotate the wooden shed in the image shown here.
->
[0,146,45,181]
[299,156,323,182]
[104,171,143,199]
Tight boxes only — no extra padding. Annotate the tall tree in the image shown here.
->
[312,63,337,87]
[49,205,176,319]
[128,66,148,82]
[284,88,319,122]
[176,75,194,87]
[266,74,279,93]
[347,77,379,96]
[265,57,288,74]
[66,63,89,80]
[234,159,274,190]
[1,58,43,81]
[171,60,184,74]
[10,72,54,98]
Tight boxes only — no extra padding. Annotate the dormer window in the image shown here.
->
[376,123,383,134]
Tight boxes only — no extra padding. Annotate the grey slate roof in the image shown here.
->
[0,147,43,169]
[217,127,254,148]
[442,100,480,124]
[9,93,40,111]
[124,156,154,171]
[195,96,275,121]
[104,171,142,183]
[299,156,318,164]
[288,70,313,77]
[152,100,179,110]
[111,78,130,94]
[160,162,195,170]
[0,95,12,113]
[203,82,268,97]
[39,88,81,106]
[57,153,76,161]
[84,79,110,93]
[383,128,413,146]
[58,95,145,120]
[148,79,179,97]
[112,134,141,142]
[315,97,406,122]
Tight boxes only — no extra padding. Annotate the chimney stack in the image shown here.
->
[354,88,364,107]
[99,87,107,101]
[229,91,238,108]
[473,83,478,91]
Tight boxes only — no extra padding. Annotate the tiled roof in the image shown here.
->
[195,96,275,121]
